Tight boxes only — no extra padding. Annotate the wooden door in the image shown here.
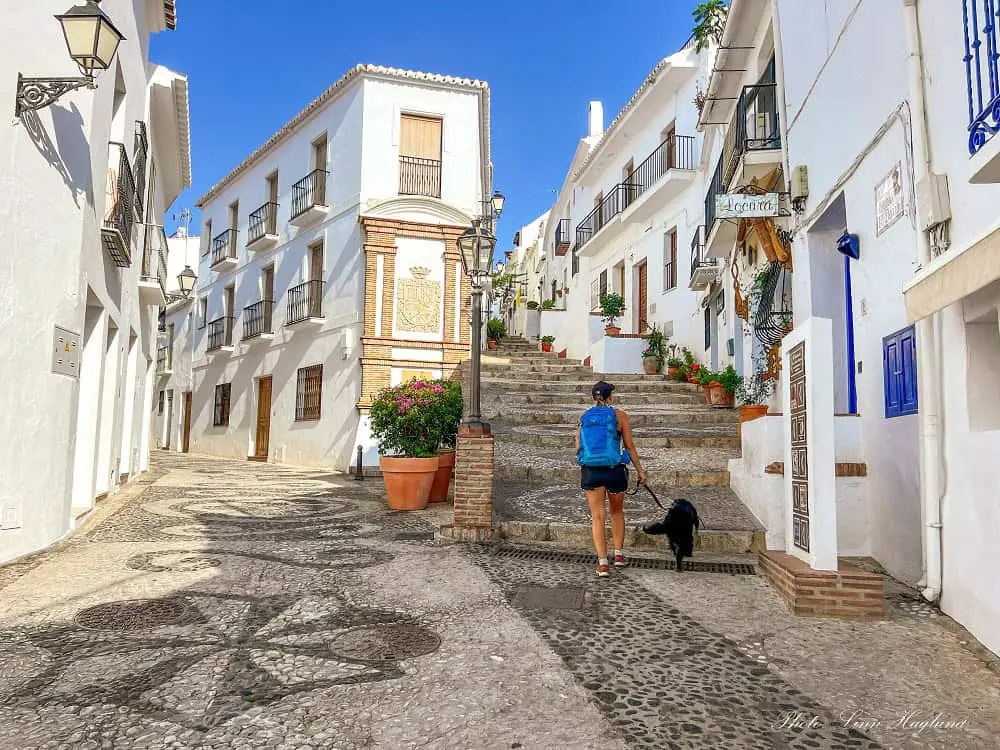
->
[182,392,192,453]
[637,262,648,332]
[254,376,272,460]
[310,244,323,282]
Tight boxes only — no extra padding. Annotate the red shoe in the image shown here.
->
[596,563,610,578]
[613,554,628,567]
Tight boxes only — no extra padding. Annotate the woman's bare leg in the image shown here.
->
[586,488,608,559]
[608,492,626,552]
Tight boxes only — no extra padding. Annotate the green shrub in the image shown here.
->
[599,293,625,328]
[541,299,555,310]
[487,318,507,342]
[369,379,463,457]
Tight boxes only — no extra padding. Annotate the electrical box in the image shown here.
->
[791,165,809,202]
[52,326,81,378]
[916,173,951,231]
[662,321,674,338]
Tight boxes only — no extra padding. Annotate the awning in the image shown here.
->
[904,224,1000,322]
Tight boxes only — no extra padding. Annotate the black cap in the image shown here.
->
[592,381,615,400]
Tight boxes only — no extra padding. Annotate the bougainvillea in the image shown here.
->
[368,379,463,457]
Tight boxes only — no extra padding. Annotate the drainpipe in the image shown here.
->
[902,0,944,603]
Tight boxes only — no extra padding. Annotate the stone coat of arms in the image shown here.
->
[397,266,441,334]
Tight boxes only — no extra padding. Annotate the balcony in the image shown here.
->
[722,82,782,191]
[399,156,442,198]
[101,142,137,268]
[689,225,720,291]
[210,228,238,270]
[138,225,168,306]
[554,218,570,256]
[290,169,329,226]
[966,1,1000,182]
[286,280,324,327]
[575,184,631,255]
[156,345,172,375]
[619,134,698,224]
[207,316,235,354]
[247,202,280,251]
[242,299,274,342]
[134,122,149,221]
[704,154,739,258]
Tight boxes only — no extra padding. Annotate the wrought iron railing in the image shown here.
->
[625,134,697,205]
[207,316,235,351]
[242,299,274,339]
[211,228,238,267]
[575,184,632,249]
[156,345,171,373]
[287,280,324,324]
[965,0,1000,154]
[721,82,781,187]
[141,224,168,298]
[102,142,137,267]
[399,156,442,197]
[704,155,726,232]
[554,218,570,255]
[248,201,279,244]
[133,121,149,220]
[291,170,328,218]
[690,225,719,277]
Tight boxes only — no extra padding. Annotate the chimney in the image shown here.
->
[588,101,604,138]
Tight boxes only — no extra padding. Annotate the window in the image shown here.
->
[883,326,918,418]
[400,114,442,161]
[213,383,232,426]
[296,365,323,421]
[571,247,579,277]
[599,270,608,299]
[228,201,239,231]
[716,290,725,313]
[704,307,712,350]
[198,298,207,329]
[202,220,212,256]
[664,229,677,290]
[157,390,165,415]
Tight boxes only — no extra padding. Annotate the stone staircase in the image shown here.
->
[483,337,765,554]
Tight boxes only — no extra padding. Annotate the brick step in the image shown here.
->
[482,378,701,393]
[496,430,741,451]
[490,392,706,406]
[487,408,739,427]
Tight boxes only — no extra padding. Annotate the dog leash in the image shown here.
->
[625,468,668,511]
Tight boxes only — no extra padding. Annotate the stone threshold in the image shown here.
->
[497,520,765,554]
[758,549,886,620]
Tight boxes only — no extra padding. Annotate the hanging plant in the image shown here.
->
[692,1,728,53]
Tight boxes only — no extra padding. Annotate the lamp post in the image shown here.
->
[15,0,125,118]
[457,191,505,433]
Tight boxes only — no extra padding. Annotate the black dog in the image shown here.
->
[642,499,700,571]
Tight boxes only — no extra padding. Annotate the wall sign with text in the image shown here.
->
[875,163,904,236]
[715,193,780,219]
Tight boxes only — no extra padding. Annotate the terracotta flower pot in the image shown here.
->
[380,455,439,510]
[667,365,680,378]
[605,326,621,337]
[487,340,497,350]
[702,384,712,404]
[429,449,455,503]
[708,381,734,408]
[738,404,769,441]
[642,356,661,375]
[541,342,553,352]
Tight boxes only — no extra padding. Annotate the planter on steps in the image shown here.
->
[381,455,439,510]
[487,340,498,350]
[429,449,455,502]
[642,356,661,375]
[738,404,769,441]
[708,381,734,408]
[605,326,621,337]
[541,343,553,353]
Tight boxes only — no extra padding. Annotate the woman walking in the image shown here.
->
[576,381,646,577]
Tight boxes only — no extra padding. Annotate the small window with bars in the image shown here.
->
[296,365,323,421]
[664,229,677,291]
[213,383,231,426]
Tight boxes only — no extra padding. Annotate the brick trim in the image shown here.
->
[759,550,885,620]
[764,462,868,477]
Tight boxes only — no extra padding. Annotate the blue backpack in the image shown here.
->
[576,406,630,467]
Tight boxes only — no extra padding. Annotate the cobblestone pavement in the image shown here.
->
[2,453,1000,749]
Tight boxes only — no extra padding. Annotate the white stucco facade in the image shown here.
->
[187,66,487,473]
[0,0,190,564]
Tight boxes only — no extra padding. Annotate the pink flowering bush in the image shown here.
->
[369,378,463,457]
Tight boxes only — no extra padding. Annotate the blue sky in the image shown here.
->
[152,0,695,248]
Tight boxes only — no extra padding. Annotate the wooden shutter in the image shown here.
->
[884,326,918,417]
[400,115,442,160]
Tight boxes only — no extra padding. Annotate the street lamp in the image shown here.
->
[176,266,197,297]
[457,209,502,433]
[15,0,125,118]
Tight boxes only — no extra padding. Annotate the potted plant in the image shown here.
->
[600,293,625,336]
[487,318,506,350]
[541,299,555,310]
[540,335,555,353]
[736,370,775,439]
[694,367,716,403]
[665,343,682,378]
[641,325,667,374]
[427,380,463,503]
[527,300,539,310]
[369,380,451,510]
[708,365,741,408]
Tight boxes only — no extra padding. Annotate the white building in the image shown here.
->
[499,211,549,342]
[189,65,489,471]
[0,0,190,563]
[539,42,717,372]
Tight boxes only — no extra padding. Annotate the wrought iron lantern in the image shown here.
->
[15,0,125,117]
[176,266,197,297]
[490,190,506,218]
[457,219,497,280]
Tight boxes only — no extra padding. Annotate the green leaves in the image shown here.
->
[369,379,464,457]
[693,0,728,52]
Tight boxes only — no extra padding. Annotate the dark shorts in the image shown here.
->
[581,464,628,493]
